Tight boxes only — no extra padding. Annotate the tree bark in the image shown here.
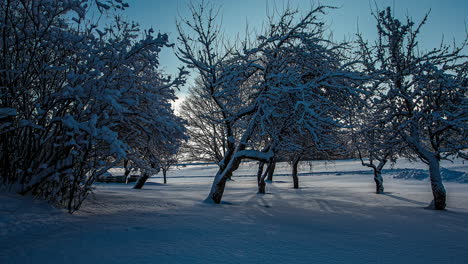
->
[258,179,266,194]
[206,114,259,203]
[292,158,300,189]
[404,133,447,209]
[209,172,228,203]
[428,158,446,210]
[124,160,131,184]
[208,155,245,203]
[258,162,272,194]
[219,144,234,181]
[207,145,273,202]
[163,169,167,184]
[256,162,265,182]
[133,172,149,189]
[266,161,276,181]
[373,169,384,194]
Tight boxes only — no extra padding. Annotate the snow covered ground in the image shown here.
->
[1,159,467,264]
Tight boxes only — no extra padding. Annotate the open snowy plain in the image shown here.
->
[1,159,467,264]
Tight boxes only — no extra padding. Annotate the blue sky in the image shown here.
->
[122,0,468,94]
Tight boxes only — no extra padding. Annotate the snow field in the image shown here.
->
[1,159,467,264]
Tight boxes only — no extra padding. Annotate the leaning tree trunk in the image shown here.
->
[266,161,276,181]
[373,169,384,194]
[206,115,262,203]
[428,158,446,210]
[256,162,265,182]
[163,169,167,184]
[207,154,245,203]
[208,170,230,203]
[133,172,149,189]
[207,145,271,202]
[292,158,300,189]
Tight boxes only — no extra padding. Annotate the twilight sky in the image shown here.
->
[121,0,468,96]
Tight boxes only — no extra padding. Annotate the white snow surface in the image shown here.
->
[1,159,468,264]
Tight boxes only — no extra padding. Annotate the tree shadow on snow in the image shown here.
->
[220,201,237,205]
[269,180,288,183]
[143,182,166,186]
[383,193,427,207]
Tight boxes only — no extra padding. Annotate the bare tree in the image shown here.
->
[159,144,182,184]
[179,80,229,164]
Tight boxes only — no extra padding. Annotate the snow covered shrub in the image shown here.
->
[0,0,186,212]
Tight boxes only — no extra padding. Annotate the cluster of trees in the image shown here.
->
[178,3,467,210]
[0,1,465,212]
[0,0,186,212]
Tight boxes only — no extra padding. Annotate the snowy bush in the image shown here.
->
[0,0,186,212]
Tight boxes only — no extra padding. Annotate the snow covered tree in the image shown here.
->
[0,0,186,211]
[285,138,314,189]
[155,138,184,185]
[120,67,187,189]
[176,1,261,191]
[349,80,402,194]
[178,3,365,203]
[159,152,178,185]
[352,113,400,194]
[358,7,467,209]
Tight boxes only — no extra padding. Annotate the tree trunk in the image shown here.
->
[209,172,228,203]
[256,161,265,187]
[373,169,384,194]
[266,161,276,181]
[133,172,149,189]
[163,169,167,184]
[208,146,271,202]
[258,179,266,194]
[124,160,131,184]
[292,158,300,189]
[258,162,272,194]
[206,114,260,203]
[428,158,446,210]
[208,156,244,203]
